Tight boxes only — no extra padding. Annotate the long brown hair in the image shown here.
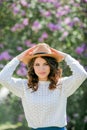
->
[27,56,62,92]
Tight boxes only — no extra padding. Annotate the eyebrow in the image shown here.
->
[34,61,48,64]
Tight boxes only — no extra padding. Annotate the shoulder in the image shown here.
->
[57,77,70,87]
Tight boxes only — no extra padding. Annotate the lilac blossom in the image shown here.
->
[38,32,48,42]
[73,17,80,24]
[21,10,26,16]
[24,40,36,47]
[76,47,84,54]
[17,46,23,51]
[40,10,51,17]
[56,6,70,17]
[38,0,57,3]
[17,66,27,76]
[53,2,61,8]
[60,31,69,41]
[69,0,74,4]
[64,17,74,27]
[73,3,80,7]
[20,0,28,7]
[41,32,48,39]
[38,0,50,2]
[64,17,71,25]
[0,51,12,61]
[84,0,87,2]
[18,114,24,122]
[22,18,29,26]
[11,23,25,32]
[75,44,86,54]
[13,6,20,15]
[64,5,70,12]
[11,3,16,8]
[47,23,61,31]
[32,20,42,32]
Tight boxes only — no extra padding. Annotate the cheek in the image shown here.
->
[33,67,38,73]
[46,66,50,73]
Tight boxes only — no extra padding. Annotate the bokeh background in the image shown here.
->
[0,0,87,130]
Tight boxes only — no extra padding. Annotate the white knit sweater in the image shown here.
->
[0,55,87,128]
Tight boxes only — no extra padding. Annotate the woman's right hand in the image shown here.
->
[16,45,36,63]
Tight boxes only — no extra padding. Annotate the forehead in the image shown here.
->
[34,57,47,63]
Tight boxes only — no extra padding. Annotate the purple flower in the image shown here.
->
[64,17,74,27]
[53,2,61,8]
[38,32,48,42]
[75,44,85,54]
[38,37,44,42]
[72,17,81,26]
[60,31,69,41]
[56,6,70,17]
[38,0,57,3]
[76,47,84,54]
[11,3,16,8]
[17,46,23,51]
[73,17,80,23]
[64,17,71,25]
[13,6,20,15]
[24,40,36,47]
[32,20,42,32]
[42,32,48,39]
[0,51,12,61]
[11,23,25,32]
[40,10,51,17]
[64,5,70,12]
[47,23,61,31]
[17,66,27,76]
[18,114,24,122]
[22,18,29,26]
[38,0,49,2]
[21,10,26,16]
[20,0,28,7]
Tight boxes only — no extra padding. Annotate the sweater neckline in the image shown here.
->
[38,80,50,84]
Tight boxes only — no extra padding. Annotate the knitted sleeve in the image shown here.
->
[62,55,87,97]
[0,57,24,98]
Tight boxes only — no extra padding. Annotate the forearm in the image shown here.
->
[65,54,87,79]
[0,57,20,83]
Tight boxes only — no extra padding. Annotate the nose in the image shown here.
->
[39,65,45,71]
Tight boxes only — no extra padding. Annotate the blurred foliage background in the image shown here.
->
[0,0,87,130]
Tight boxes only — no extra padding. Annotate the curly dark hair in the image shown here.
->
[27,56,62,92]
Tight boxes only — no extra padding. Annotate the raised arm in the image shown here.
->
[62,55,87,97]
[50,47,87,97]
[0,57,24,98]
[0,46,36,98]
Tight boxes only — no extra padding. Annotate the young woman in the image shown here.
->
[0,43,87,130]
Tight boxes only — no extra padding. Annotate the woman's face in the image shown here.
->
[33,57,50,81]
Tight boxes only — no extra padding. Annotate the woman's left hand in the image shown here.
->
[50,47,67,60]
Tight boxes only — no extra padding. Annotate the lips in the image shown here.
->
[39,72,46,75]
